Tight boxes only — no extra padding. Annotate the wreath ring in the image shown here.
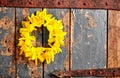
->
[18,9,66,65]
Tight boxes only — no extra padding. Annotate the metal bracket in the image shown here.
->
[52,68,120,77]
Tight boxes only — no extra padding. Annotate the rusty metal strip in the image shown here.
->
[70,0,120,10]
[0,0,70,8]
[0,0,120,9]
[52,68,120,77]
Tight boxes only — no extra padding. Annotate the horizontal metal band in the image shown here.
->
[0,0,120,10]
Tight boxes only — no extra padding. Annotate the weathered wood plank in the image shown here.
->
[16,8,43,78]
[0,7,15,78]
[71,9,107,74]
[43,9,70,78]
[108,10,120,69]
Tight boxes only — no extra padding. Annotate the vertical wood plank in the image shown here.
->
[43,9,70,78]
[0,7,15,78]
[71,9,107,73]
[108,10,120,69]
[16,8,43,78]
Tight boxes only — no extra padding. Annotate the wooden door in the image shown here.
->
[0,7,118,78]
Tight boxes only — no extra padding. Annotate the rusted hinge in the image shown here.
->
[52,68,120,77]
[0,0,120,10]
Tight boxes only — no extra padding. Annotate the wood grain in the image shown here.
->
[0,7,110,78]
[71,9,107,72]
[16,8,43,78]
[0,7,15,78]
[43,9,70,78]
[108,10,120,69]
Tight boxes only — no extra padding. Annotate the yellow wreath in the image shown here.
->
[18,9,66,65]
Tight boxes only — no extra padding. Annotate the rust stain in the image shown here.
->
[16,48,22,64]
[1,32,14,56]
[43,63,48,73]
[64,10,74,71]
[62,11,69,28]
[64,10,73,70]
[0,16,14,56]
[22,8,29,19]
[71,10,74,28]
[71,10,74,45]
[0,31,2,34]
[1,50,12,56]
[27,62,42,78]
[61,11,69,48]
[0,7,8,13]
[0,0,120,9]
[0,16,14,29]
[117,40,120,67]
[108,11,120,68]
[7,67,15,76]
[85,12,95,28]
[64,52,70,71]
[16,8,30,63]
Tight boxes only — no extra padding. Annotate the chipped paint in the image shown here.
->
[61,11,69,48]
[0,31,14,56]
[8,67,15,76]
[0,16,14,56]
[80,25,83,30]
[0,8,15,78]
[28,63,40,78]
[64,52,70,70]
[0,16,14,29]
[0,7,8,13]
[22,8,29,19]
[72,9,106,71]
[87,34,93,38]
[85,12,95,28]
[1,50,12,56]
[87,62,90,64]
[104,44,106,50]
[62,11,69,28]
